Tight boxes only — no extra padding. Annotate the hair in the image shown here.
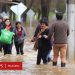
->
[5,19,10,22]
[40,17,48,26]
[56,13,63,20]
[5,19,11,26]
[15,21,22,28]
[15,21,21,25]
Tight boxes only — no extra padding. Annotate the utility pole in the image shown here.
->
[67,0,75,62]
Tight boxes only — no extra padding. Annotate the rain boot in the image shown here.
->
[53,62,57,66]
[61,63,66,67]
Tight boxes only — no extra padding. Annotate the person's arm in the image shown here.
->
[22,27,26,38]
[34,25,40,37]
[31,25,40,42]
[42,29,49,39]
[24,29,26,37]
[48,24,54,39]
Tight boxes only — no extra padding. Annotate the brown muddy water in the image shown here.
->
[0,40,75,75]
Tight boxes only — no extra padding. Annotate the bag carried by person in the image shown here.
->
[0,29,14,44]
[33,38,38,51]
[33,29,45,51]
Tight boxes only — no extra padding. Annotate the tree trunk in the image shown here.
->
[21,0,35,22]
[37,9,41,20]
[21,0,27,22]
[1,5,7,13]
[41,0,50,20]
[56,0,66,13]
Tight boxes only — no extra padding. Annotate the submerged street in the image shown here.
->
[0,39,75,75]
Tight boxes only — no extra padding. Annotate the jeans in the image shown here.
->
[14,42,24,55]
[47,50,51,61]
[37,49,49,64]
[3,44,12,55]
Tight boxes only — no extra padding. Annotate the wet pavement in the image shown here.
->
[0,39,75,75]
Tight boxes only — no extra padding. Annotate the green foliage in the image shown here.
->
[56,2,66,13]
[49,12,55,20]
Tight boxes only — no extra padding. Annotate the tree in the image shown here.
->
[37,8,41,20]
[56,0,66,13]
[21,0,35,22]
[41,0,51,20]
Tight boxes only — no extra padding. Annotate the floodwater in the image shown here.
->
[0,39,75,75]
